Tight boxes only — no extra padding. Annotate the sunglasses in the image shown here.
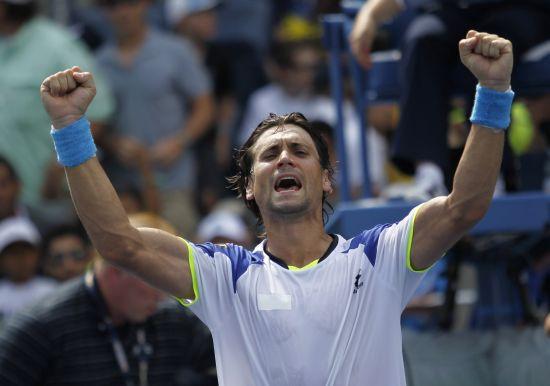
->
[48,249,88,264]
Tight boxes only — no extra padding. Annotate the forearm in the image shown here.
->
[357,0,404,26]
[65,157,143,263]
[446,125,505,223]
[177,94,215,148]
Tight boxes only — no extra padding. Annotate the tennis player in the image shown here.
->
[40,30,513,385]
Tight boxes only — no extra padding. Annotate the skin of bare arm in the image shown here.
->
[410,31,513,270]
[349,0,404,68]
[40,66,194,299]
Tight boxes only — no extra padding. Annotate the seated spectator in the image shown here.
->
[238,39,328,145]
[42,224,93,282]
[0,212,216,386]
[238,39,382,197]
[0,217,57,320]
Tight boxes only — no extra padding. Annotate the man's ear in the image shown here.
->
[322,170,333,195]
[245,178,254,201]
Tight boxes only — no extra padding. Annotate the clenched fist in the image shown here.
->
[40,66,96,129]
[459,30,513,92]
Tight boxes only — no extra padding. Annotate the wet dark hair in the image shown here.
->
[0,155,19,183]
[228,112,334,227]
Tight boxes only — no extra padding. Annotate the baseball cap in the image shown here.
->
[165,0,220,27]
[197,211,249,244]
[0,217,41,253]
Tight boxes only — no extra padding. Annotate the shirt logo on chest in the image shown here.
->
[353,269,364,294]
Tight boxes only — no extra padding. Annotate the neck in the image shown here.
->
[263,213,331,268]
[94,269,126,326]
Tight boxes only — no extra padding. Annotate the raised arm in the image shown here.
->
[349,0,405,68]
[410,31,514,270]
[40,66,193,299]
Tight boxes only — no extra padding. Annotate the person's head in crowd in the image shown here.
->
[197,210,252,247]
[42,224,92,282]
[0,156,20,221]
[0,217,41,283]
[267,39,322,97]
[0,0,37,35]
[166,0,219,44]
[97,0,149,40]
[93,212,173,324]
[228,112,334,227]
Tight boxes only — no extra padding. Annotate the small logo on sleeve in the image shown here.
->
[353,269,364,294]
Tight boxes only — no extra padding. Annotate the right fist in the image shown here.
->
[40,66,96,129]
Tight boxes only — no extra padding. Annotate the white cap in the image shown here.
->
[197,211,249,244]
[0,217,41,253]
[165,0,219,27]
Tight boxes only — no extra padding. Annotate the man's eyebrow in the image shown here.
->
[258,142,281,155]
[290,141,310,148]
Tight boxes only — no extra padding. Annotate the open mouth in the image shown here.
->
[274,176,302,192]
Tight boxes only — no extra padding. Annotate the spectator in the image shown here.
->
[238,39,328,145]
[238,40,379,197]
[96,0,214,237]
[41,224,93,282]
[167,0,269,210]
[350,0,550,197]
[0,0,114,230]
[0,217,57,320]
[0,212,217,386]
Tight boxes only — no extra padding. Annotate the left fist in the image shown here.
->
[459,30,513,92]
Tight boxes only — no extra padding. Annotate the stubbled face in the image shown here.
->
[0,164,19,220]
[246,125,332,222]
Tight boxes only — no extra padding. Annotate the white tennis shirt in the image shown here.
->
[179,207,427,386]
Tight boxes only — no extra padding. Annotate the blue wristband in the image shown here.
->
[470,84,514,131]
[50,117,97,167]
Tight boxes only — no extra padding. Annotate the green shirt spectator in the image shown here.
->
[0,16,114,208]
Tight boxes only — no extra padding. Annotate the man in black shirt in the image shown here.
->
[0,213,216,386]
[350,0,550,195]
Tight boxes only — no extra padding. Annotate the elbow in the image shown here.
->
[96,230,143,265]
[446,195,490,228]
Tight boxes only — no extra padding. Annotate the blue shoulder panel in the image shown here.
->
[343,224,392,267]
[196,243,264,293]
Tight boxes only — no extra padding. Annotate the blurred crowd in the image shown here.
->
[0,0,549,384]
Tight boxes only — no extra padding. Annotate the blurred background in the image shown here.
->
[0,0,548,385]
